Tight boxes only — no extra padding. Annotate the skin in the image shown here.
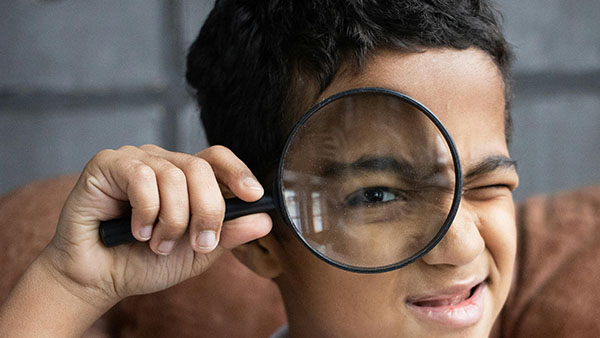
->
[0,145,272,337]
[235,48,519,337]
[0,47,518,338]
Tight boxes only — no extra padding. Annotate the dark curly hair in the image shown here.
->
[186,0,512,180]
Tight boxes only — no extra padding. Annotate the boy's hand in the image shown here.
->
[40,145,272,310]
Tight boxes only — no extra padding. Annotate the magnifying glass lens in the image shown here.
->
[280,91,458,270]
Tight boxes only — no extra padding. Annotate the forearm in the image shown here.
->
[0,254,115,338]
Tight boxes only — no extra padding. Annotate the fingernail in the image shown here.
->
[242,177,263,191]
[139,226,153,240]
[157,240,175,255]
[196,231,217,250]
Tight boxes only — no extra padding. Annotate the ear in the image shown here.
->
[232,232,284,279]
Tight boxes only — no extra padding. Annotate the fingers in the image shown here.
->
[95,146,189,254]
[140,144,264,253]
[196,145,264,202]
[219,213,273,249]
[156,152,225,253]
[52,144,271,304]
[123,161,160,241]
[98,144,266,255]
[146,163,190,255]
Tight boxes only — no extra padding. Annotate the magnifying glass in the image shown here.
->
[99,87,462,273]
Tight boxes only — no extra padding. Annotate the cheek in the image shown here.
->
[281,239,380,308]
[278,239,413,334]
[478,196,517,286]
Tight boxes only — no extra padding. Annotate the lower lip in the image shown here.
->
[406,283,486,328]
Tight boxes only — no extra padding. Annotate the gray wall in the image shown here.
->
[1,0,599,202]
[502,0,600,200]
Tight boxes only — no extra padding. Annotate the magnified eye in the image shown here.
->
[345,187,404,207]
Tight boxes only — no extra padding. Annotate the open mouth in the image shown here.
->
[411,283,478,307]
[406,282,486,327]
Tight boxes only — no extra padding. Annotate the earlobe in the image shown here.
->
[232,233,283,279]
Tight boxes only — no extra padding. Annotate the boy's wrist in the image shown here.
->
[37,245,120,312]
[0,252,115,337]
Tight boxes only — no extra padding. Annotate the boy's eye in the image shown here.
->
[465,184,512,200]
[345,187,404,207]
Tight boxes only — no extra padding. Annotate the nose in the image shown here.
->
[421,202,485,267]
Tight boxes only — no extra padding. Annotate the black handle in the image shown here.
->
[99,194,275,247]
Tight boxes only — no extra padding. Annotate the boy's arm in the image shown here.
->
[0,145,272,336]
[0,254,113,338]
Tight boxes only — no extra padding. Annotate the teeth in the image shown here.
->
[414,289,471,307]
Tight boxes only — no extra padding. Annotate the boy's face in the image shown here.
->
[260,48,518,337]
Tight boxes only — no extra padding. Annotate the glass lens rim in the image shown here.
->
[276,87,463,274]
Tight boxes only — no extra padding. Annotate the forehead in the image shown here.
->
[303,48,509,166]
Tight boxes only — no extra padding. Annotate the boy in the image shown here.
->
[0,0,519,337]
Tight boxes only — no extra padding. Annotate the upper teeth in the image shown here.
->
[415,289,471,307]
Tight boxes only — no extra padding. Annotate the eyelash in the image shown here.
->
[344,186,405,207]
[471,184,510,190]
[464,184,512,199]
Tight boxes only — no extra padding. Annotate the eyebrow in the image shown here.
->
[464,155,517,180]
[321,156,430,181]
[321,155,517,182]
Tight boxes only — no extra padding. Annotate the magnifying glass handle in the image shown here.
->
[99,194,275,247]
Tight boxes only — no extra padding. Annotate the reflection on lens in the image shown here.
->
[279,88,460,272]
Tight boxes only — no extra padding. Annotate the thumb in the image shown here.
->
[218,213,273,249]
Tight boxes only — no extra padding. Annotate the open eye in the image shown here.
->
[345,187,403,207]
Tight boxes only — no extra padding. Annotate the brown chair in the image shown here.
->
[1,175,599,337]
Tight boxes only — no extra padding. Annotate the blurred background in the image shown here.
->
[1,0,599,201]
